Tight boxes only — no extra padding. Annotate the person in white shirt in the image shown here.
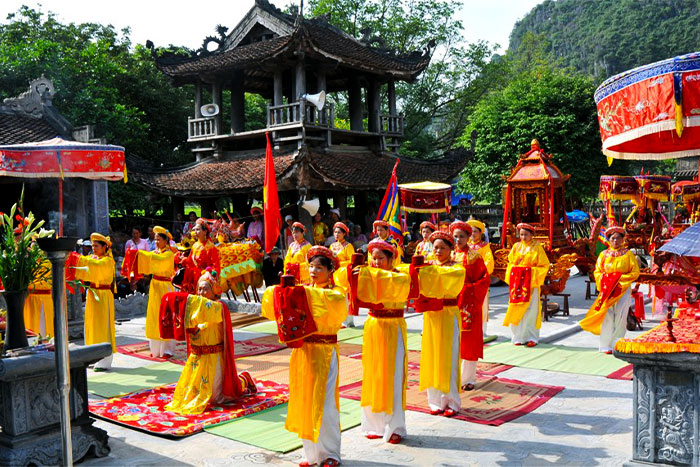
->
[124,226,149,251]
[146,225,157,251]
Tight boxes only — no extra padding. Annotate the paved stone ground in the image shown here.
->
[81,271,656,466]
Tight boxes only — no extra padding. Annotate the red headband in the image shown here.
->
[449,220,472,235]
[307,245,339,270]
[606,226,626,237]
[430,230,454,247]
[420,221,437,232]
[367,238,397,258]
[373,220,390,231]
[333,222,349,235]
[516,223,536,233]
[292,222,306,233]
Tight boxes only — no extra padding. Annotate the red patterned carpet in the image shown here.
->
[88,380,288,437]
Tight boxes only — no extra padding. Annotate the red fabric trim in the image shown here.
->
[220,302,242,399]
[121,249,140,280]
[159,291,189,342]
[272,285,317,347]
[508,266,532,304]
[304,334,338,344]
[190,343,224,355]
[594,273,623,311]
[368,309,404,318]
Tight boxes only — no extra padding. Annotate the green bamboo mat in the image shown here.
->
[482,342,627,376]
[205,398,362,452]
[87,362,182,398]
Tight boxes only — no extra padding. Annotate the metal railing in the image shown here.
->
[188,116,219,140]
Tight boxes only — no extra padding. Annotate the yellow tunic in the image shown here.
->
[356,267,410,414]
[469,240,494,275]
[415,241,434,261]
[137,248,175,340]
[284,241,312,283]
[166,295,225,414]
[418,263,465,393]
[75,255,116,352]
[25,259,54,337]
[502,240,549,329]
[579,248,640,335]
[262,284,347,442]
[330,241,355,269]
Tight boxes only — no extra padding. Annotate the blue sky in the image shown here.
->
[0,0,542,52]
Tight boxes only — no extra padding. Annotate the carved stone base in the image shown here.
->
[615,351,700,466]
[0,422,109,465]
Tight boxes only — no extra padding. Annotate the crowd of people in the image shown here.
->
[19,201,647,467]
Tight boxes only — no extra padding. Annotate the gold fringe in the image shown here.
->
[615,324,700,354]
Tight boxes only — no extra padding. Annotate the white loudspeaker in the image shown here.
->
[300,198,320,216]
[302,91,326,111]
[200,103,220,117]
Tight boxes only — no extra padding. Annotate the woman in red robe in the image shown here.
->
[180,218,220,293]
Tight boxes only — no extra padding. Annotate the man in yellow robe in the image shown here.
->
[262,246,347,467]
[579,227,640,353]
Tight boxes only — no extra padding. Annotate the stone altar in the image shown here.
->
[0,343,112,465]
[614,350,700,466]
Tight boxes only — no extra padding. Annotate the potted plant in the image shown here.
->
[0,187,54,352]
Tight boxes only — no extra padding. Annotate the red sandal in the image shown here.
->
[322,459,340,467]
[388,433,402,444]
[365,434,382,439]
[443,409,458,417]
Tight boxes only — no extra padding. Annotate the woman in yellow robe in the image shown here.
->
[579,227,640,353]
[166,270,256,414]
[503,223,550,347]
[330,222,355,269]
[357,239,410,443]
[75,233,116,370]
[467,219,494,335]
[418,231,465,417]
[284,222,312,284]
[262,246,347,467]
[136,226,176,358]
[414,221,436,260]
[373,220,403,267]
[24,258,54,337]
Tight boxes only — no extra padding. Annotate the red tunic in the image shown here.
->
[458,252,490,361]
[181,240,220,293]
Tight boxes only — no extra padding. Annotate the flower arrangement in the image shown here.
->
[0,187,54,292]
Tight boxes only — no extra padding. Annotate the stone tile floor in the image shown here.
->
[81,272,656,466]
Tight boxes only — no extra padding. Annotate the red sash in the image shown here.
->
[594,272,622,311]
[121,249,140,280]
[508,266,532,304]
[272,285,318,348]
[284,262,301,284]
[459,257,490,331]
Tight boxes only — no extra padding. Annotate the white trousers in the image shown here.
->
[482,292,489,336]
[362,327,406,441]
[426,316,461,412]
[461,360,478,386]
[302,348,341,465]
[600,289,632,352]
[94,353,113,370]
[510,288,541,345]
[149,339,176,358]
[343,314,355,328]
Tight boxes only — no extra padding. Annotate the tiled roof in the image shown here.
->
[0,114,59,145]
[127,148,298,197]
[128,146,470,196]
[156,19,430,83]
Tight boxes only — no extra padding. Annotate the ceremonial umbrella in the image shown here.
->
[659,222,700,257]
[595,52,700,162]
[0,137,126,235]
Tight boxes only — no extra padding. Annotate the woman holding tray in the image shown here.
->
[262,246,347,467]
[502,223,550,347]
[579,227,640,353]
[346,238,411,443]
[417,231,466,417]
[74,233,116,371]
[180,218,220,294]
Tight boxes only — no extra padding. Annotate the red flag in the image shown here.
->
[263,132,282,253]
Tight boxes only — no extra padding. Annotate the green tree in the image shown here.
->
[458,64,618,204]
[307,0,500,157]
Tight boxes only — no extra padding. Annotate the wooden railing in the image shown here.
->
[379,114,404,136]
[267,101,334,128]
[188,116,219,140]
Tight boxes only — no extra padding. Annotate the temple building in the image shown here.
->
[129,0,471,227]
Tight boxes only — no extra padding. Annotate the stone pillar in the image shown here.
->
[273,70,284,106]
[316,71,327,94]
[388,80,397,115]
[212,81,223,133]
[367,79,380,133]
[195,80,203,118]
[295,58,306,99]
[348,75,363,131]
[230,70,245,133]
[91,181,109,235]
